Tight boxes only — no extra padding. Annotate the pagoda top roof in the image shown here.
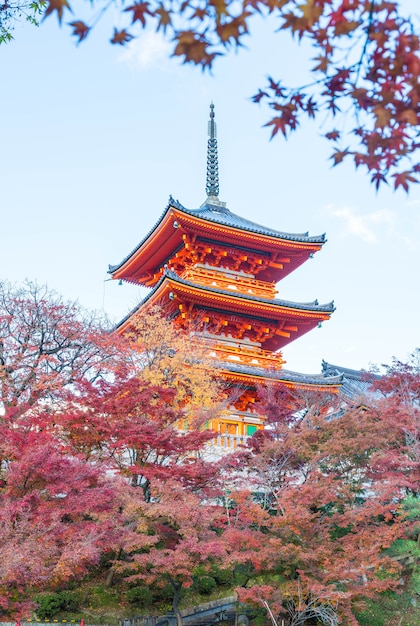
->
[173,197,326,244]
[108,196,327,277]
[115,268,335,331]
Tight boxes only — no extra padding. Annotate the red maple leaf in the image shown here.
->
[252,89,269,103]
[325,130,340,141]
[393,171,418,193]
[264,117,288,139]
[371,171,389,190]
[69,20,90,43]
[124,1,153,26]
[330,147,350,165]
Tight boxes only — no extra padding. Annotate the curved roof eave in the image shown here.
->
[115,269,335,331]
[164,269,335,313]
[108,198,175,274]
[109,196,327,274]
[172,197,327,243]
[216,361,343,386]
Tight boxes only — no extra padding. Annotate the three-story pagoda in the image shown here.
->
[109,105,341,443]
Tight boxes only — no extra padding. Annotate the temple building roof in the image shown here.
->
[322,361,381,402]
[115,268,334,350]
[218,360,343,389]
[109,104,326,281]
[170,197,326,244]
[108,196,327,279]
[162,268,335,312]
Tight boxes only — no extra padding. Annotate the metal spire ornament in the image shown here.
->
[203,104,227,210]
[206,103,220,198]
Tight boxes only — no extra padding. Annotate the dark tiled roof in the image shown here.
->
[217,360,343,386]
[109,196,326,273]
[171,197,327,243]
[322,360,380,402]
[115,269,334,329]
[165,268,335,312]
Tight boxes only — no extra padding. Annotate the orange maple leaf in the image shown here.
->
[325,130,340,141]
[330,147,350,165]
[110,28,134,45]
[155,3,172,32]
[173,30,220,67]
[373,105,392,129]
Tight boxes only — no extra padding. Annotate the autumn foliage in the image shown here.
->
[222,386,409,625]
[1,283,419,624]
[0,280,128,415]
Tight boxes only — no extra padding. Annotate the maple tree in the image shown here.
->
[0,291,226,618]
[3,0,419,191]
[48,305,228,607]
[0,280,130,416]
[126,304,224,416]
[369,349,420,503]
[218,382,413,625]
[54,370,226,621]
[117,478,227,626]
[57,306,225,490]
[1,280,418,624]
[0,407,127,618]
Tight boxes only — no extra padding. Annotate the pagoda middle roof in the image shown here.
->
[115,268,335,331]
[108,197,327,276]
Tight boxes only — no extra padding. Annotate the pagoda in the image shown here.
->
[109,105,341,444]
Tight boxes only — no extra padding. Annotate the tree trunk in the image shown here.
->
[104,549,123,588]
[170,579,183,626]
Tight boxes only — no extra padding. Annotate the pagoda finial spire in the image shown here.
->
[206,103,220,198]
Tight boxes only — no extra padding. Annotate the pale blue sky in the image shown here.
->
[2,3,419,374]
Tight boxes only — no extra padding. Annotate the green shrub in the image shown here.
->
[153,583,175,602]
[35,594,65,620]
[194,575,217,595]
[35,591,81,619]
[127,586,154,606]
[233,564,254,587]
[212,567,233,586]
[59,590,81,612]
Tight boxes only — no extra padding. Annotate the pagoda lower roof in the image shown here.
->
[108,197,327,283]
[115,268,335,332]
[216,360,343,390]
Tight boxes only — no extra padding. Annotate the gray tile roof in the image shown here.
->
[321,360,381,402]
[171,197,327,243]
[109,196,326,273]
[163,268,335,312]
[115,268,334,329]
[217,360,343,386]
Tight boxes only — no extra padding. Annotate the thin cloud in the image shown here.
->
[325,205,395,243]
[117,31,173,71]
